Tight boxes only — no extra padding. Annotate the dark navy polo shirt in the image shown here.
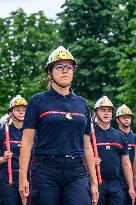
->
[23,87,91,157]
[119,130,136,188]
[0,124,22,169]
[92,125,128,180]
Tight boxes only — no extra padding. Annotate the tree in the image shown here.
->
[0,9,60,114]
[58,0,132,108]
[116,1,136,108]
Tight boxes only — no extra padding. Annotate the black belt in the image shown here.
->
[35,154,83,160]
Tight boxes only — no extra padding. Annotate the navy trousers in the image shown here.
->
[98,179,124,205]
[30,156,92,205]
[0,182,23,205]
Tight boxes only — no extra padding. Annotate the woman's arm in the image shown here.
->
[84,134,99,205]
[19,128,35,205]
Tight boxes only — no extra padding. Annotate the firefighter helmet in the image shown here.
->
[45,46,77,73]
[115,104,133,118]
[94,96,115,111]
[8,95,27,112]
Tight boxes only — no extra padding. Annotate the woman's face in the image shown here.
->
[11,105,26,122]
[51,59,75,87]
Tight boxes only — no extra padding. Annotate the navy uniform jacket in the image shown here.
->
[23,87,91,157]
[92,125,128,180]
[119,131,136,189]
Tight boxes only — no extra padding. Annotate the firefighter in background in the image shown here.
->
[93,96,135,205]
[0,95,30,205]
[115,104,136,204]
[19,46,99,205]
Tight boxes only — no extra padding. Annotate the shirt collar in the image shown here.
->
[47,87,75,100]
[10,123,23,131]
[119,129,132,135]
[96,124,113,132]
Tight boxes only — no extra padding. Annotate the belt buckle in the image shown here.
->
[65,154,75,159]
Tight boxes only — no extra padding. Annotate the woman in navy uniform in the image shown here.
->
[19,46,99,205]
[93,96,135,205]
[0,95,29,205]
[115,104,136,204]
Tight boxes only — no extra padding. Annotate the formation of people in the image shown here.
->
[0,45,136,205]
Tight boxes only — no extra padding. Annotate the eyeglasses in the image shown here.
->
[54,64,75,72]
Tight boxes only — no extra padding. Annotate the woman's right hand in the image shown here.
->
[94,157,101,165]
[3,151,13,162]
[19,177,29,205]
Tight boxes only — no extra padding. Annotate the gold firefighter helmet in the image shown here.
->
[94,96,115,111]
[45,46,77,73]
[115,104,133,118]
[8,95,27,112]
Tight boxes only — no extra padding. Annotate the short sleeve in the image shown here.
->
[23,95,39,130]
[84,101,91,135]
[120,133,129,155]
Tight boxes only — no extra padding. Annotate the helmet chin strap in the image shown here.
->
[49,71,71,88]
[12,112,23,122]
[53,79,71,88]
[118,118,130,128]
[96,113,111,124]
